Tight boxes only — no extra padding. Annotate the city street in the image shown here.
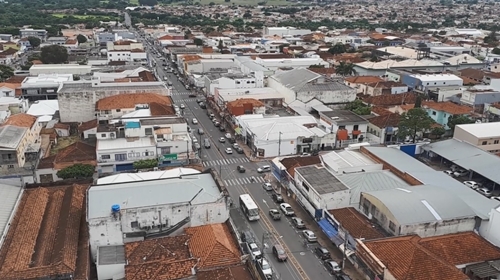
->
[145,48,337,280]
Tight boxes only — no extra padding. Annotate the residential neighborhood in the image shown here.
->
[1,0,500,279]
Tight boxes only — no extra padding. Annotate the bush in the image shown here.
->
[56,164,94,179]
[133,159,158,169]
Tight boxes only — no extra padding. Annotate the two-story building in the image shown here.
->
[344,76,386,95]
[404,74,464,91]
[20,28,48,41]
[21,74,73,101]
[421,101,472,130]
[453,122,500,153]
[364,81,408,96]
[268,68,356,104]
[205,72,259,96]
[319,110,368,148]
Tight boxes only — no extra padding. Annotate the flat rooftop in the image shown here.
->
[0,125,27,149]
[295,165,348,194]
[321,110,367,124]
[455,122,500,139]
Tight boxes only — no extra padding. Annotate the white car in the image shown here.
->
[324,260,342,274]
[443,170,454,176]
[192,118,198,124]
[225,148,233,154]
[219,137,226,143]
[463,181,480,190]
[280,203,294,216]
[249,242,262,259]
[477,187,492,198]
[258,258,272,276]
[232,143,240,149]
[225,133,232,139]
[302,230,317,242]
[453,169,469,177]
[179,104,185,109]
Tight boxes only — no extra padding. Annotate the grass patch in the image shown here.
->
[51,13,114,20]
[50,136,80,156]
[129,0,140,4]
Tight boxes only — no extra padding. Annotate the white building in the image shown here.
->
[236,115,335,157]
[205,72,260,95]
[254,57,329,71]
[453,122,500,153]
[215,87,285,108]
[268,68,356,104]
[185,59,234,74]
[21,74,73,101]
[263,27,312,37]
[411,74,464,91]
[234,56,273,85]
[483,205,500,247]
[29,64,92,76]
[87,169,230,260]
[107,50,147,63]
[319,110,369,148]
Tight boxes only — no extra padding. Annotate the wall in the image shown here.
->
[96,142,156,172]
[392,86,409,94]
[480,207,500,247]
[97,263,125,280]
[107,51,131,62]
[453,126,480,147]
[401,217,476,237]
[295,172,350,211]
[36,168,62,182]
[267,78,296,104]
[254,138,296,158]
[297,88,356,104]
[89,219,124,260]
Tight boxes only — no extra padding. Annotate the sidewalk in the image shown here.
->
[274,181,364,280]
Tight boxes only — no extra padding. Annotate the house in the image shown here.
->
[87,170,230,260]
[21,74,73,101]
[0,114,41,179]
[453,122,500,153]
[0,184,89,280]
[344,76,386,94]
[458,68,485,84]
[215,87,285,108]
[356,232,500,280]
[367,112,400,144]
[36,142,96,183]
[57,78,170,123]
[226,98,266,116]
[405,74,463,91]
[0,97,29,122]
[19,28,48,41]
[318,110,368,148]
[46,36,68,45]
[364,81,408,96]
[64,38,79,49]
[268,68,356,104]
[0,82,21,97]
[107,49,147,63]
[237,115,335,157]
[422,101,472,130]
[368,33,405,46]
[78,119,98,139]
[97,223,251,280]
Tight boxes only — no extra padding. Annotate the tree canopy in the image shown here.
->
[76,34,87,44]
[345,99,371,115]
[56,164,94,179]
[27,36,41,48]
[0,65,14,82]
[328,43,346,55]
[447,115,474,131]
[335,61,357,76]
[397,108,434,142]
[133,159,158,169]
[40,45,68,64]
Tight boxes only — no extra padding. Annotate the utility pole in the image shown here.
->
[186,140,189,164]
[278,131,282,157]
[342,224,348,270]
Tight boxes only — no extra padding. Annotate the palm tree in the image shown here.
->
[335,61,357,76]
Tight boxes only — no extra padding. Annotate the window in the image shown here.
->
[161,147,171,154]
[339,125,346,130]
[432,111,436,115]
[101,133,106,138]
[131,221,139,228]
[101,155,111,159]
[116,109,121,112]
[353,125,359,131]
[143,151,154,156]
[302,181,310,192]
[482,141,487,145]
[389,221,396,232]
[115,154,127,161]
[145,128,153,136]
[494,140,499,144]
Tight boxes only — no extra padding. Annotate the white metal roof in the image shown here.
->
[26,100,59,116]
[0,183,23,247]
[411,73,463,82]
[321,150,377,173]
[97,168,200,184]
[455,122,500,138]
[97,137,155,151]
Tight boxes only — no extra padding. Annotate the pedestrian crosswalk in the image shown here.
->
[170,90,193,96]
[175,98,199,102]
[224,176,266,186]
[202,157,250,167]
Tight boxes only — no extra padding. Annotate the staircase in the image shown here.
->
[146,217,190,239]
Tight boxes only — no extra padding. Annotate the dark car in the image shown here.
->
[219,126,226,132]
[235,146,244,154]
[237,165,246,173]
[314,247,331,260]
[240,230,255,243]
[189,94,197,97]
[271,193,284,203]
[334,273,352,280]
[228,138,236,144]
[272,244,287,262]
[199,102,206,109]
[196,98,203,103]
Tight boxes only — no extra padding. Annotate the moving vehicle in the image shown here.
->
[219,137,226,143]
[204,138,211,149]
[272,244,287,262]
[225,148,233,154]
[280,203,294,216]
[237,165,246,173]
[315,247,331,260]
[302,230,317,242]
[257,165,271,173]
[291,217,306,229]
[324,260,342,274]
[189,93,197,97]
[240,194,260,221]
[197,128,204,135]
[262,182,273,191]
[192,118,198,124]
[235,147,244,154]
[199,102,206,109]
[179,104,185,109]
[269,209,281,220]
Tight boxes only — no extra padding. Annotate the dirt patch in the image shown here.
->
[50,136,80,156]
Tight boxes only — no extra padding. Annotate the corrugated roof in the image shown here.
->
[271,68,320,90]
[0,183,22,245]
[363,185,476,225]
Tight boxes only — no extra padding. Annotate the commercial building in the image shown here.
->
[319,110,368,148]
[29,64,92,76]
[453,122,500,153]
[215,87,285,108]
[205,72,260,95]
[21,74,73,101]
[263,26,312,37]
[19,28,48,41]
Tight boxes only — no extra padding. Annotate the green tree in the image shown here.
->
[133,159,158,169]
[40,45,68,64]
[398,108,433,142]
[27,36,41,48]
[193,38,203,46]
[217,39,224,51]
[414,95,422,108]
[492,47,500,55]
[345,99,371,115]
[0,65,14,82]
[76,34,87,44]
[484,30,498,46]
[335,61,357,76]
[328,43,347,55]
[447,115,474,132]
[56,164,94,179]
[430,126,446,138]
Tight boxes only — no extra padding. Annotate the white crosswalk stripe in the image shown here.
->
[223,176,266,186]
[202,157,250,167]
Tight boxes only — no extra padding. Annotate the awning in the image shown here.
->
[234,127,242,135]
[318,219,344,246]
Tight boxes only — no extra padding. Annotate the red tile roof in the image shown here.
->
[0,184,89,280]
[329,208,385,240]
[361,92,417,106]
[53,142,96,169]
[280,156,322,177]
[78,119,98,133]
[422,101,472,115]
[345,76,385,84]
[369,113,401,128]
[185,223,241,269]
[2,113,37,128]
[96,93,173,111]
[197,265,253,280]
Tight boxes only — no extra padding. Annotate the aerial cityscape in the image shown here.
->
[1,0,500,279]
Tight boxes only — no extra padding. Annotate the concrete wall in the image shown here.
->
[295,172,350,210]
[480,207,500,247]
[297,88,356,104]
[97,263,125,280]
[96,142,156,172]
[401,217,476,237]
[267,78,295,104]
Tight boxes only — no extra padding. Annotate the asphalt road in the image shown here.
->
[146,45,335,280]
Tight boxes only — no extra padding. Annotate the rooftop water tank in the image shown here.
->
[111,204,120,213]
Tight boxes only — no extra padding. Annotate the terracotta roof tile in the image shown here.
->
[364,235,468,280]
[344,76,385,84]
[369,113,401,129]
[361,92,416,106]
[366,81,406,88]
[78,119,98,133]
[308,67,336,76]
[280,156,321,177]
[0,184,88,280]
[53,122,70,130]
[2,113,37,128]
[197,265,253,280]
[96,93,172,110]
[371,106,392,116]
[461,76,482,85]
[4,76,27,83]
[0,82,21,90]
[54,142,96,169]
[227,98,265,107]
[459,68,485,81]
[149,102,176,116]
[329,208,385,240]
[184,223,241,269]
[126,259,197,280]
[422,101,471,115]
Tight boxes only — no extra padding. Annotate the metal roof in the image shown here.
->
[88,173,221,219]
[363,185,476,225]
[455,122,500,139]
[0,125,28,149]
[295,165,348,194]
[364,146,500,219]
[422,139,500,184]
[0,183,23,246]
[98,245,126,265]
[271,68,320,91]
[96,168,201,184]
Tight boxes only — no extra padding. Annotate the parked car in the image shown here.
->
[272,193,284,203]
[291,217,306,229]
[232,143,240,149]
[189,94,197,97]
[179,104,185,109]
[334,273,353,280]
[272,244,287,262]
[225,133,232,139]
[194,143,201,150]
[257,165,271,173]
[236,147,244,154]
[491,196,500,202]
[443,170,454,176]
[196,98,203,103]
[192,118,198,124]
[257,258,272,278]
[324,260,342,274]
[228,138,236,144]
[219,137,226,143]
[199,102,206,109]
[453,169,469,177]
[219,126,226,132]
[240,230,255,243]
[302,230,317,242]
[237,165,246,173]
[280,203,294,216]
[314,247,331,260]
[269,209,281,220]
[249,242,262,259]
[214,121,220,127]
[477,187,492,197]
[463,181,480,190]
[225,148,233,154]
[262,182,273,191]
[197,128,204,135]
